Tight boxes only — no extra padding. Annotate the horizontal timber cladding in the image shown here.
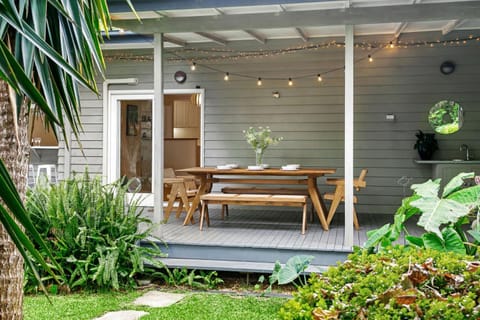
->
[60,39,480,216]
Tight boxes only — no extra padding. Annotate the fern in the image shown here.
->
[24,169,165,292]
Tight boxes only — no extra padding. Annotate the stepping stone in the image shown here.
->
[93,310,148,320]
[133,291,186,308]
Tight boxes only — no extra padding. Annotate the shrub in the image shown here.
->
[25,171,164,292]
[279,246,480,319]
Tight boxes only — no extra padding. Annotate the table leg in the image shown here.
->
[308,176,329,231]
[183,174,208,225]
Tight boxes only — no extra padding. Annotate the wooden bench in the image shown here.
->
[221,186,308,196]
[199,193,309,234]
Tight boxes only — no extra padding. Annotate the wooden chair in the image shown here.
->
[163,168,199,221]
[324,169,368,230]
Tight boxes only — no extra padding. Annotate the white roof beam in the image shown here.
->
[195,32,228,46]
[394,0,420,39]
[114,2,480,34]
[244,30,267,44]
[163,35,187,47]
[442,19,463,35]
[394,22,409,39]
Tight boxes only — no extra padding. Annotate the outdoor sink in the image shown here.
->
[415,160,480,164]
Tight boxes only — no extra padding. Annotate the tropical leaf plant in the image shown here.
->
[258,255,314,293]
[0,0,138,307]
[365,172,480,256]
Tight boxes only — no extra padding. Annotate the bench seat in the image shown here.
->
[199,193,308,234]
[221,186,309,196]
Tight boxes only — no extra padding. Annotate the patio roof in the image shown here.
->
[108,0,480,48]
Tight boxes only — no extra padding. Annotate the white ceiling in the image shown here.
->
[109,0,480,48]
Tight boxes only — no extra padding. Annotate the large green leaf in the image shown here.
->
[422,228,466,255]
[364,223,391,248]
[413,197,470,239]
[447,185,480,206]
[411,179,441,198]
[442,172,474,198]
[277,255,314,285]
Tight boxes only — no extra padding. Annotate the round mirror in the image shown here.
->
[428,100,463,134]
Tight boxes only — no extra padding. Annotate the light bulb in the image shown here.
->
[389,41,394,49]
[368,55,373,62]
[257,77,262,86]
[317,74,322,82]
[224,72,229,81]
[288,78,293,86]
[190,62,196,71]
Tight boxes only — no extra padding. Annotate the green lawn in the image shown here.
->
[24,291,287,320]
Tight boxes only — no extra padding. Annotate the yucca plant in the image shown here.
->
[25,170,164,292]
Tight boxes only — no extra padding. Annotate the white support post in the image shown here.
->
[153,33,164,224]
[344,25,354,248]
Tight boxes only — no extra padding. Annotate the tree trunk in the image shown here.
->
[0,80,30,319]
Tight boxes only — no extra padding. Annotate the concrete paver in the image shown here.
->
[133,291,186,308]
[93,310,148,320]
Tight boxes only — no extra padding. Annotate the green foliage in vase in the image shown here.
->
[243,126,283,153]
[365,172,480,256]
[279,246,480,319]
[24,170,164,292]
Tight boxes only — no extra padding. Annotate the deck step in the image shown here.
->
[158,257,329,274]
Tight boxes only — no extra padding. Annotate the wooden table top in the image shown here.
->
[178,167,336,176]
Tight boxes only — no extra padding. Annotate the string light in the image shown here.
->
[105,36,478,87]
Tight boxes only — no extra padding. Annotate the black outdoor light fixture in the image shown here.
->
[440,61,455,75]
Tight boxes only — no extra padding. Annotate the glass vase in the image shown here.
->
[255,149,264,166]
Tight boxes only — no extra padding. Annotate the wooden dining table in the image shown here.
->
[177,167,336,230]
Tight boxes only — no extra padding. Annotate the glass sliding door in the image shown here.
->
[120,99,152,193]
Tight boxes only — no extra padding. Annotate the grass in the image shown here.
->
[24,290,287,320]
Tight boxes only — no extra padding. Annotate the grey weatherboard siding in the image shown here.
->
[58,39,480,216]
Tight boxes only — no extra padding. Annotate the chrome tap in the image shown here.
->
[460,144,470,161]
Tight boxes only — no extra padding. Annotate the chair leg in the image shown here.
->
[326,188,343,226]
[353,206,360,230]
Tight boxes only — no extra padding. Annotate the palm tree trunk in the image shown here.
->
[0,80,30,319]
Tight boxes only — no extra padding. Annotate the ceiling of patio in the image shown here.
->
[107,0,480,48]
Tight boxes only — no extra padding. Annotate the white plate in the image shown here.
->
[281,166,298,171]
[225,163,239,168]
[248,165,264,170]
[216,165,232,170]
[285,164,300,169]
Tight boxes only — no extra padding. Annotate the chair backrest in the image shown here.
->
[164,168,176,178]
[354,169,368,190]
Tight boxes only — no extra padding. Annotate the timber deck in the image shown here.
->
[149,207,422,273]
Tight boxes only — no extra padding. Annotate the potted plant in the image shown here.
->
[414,130,438,160]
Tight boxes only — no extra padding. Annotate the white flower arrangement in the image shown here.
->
[243,126,283,153]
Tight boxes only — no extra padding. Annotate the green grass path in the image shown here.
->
[25,291,286,320]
